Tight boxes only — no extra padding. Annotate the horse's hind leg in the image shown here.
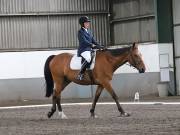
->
[102,81,130,117]
[54,76,72,119]
[47,77,68,119]
[47,95,57,118]
[90,85,103,118]
[56,95,67,119]
[56,78,70,119]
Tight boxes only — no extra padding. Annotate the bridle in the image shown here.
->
[126,50,141,69]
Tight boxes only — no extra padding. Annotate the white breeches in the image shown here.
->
[81,51,91,63]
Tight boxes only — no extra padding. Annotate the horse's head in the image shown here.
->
[128,43,146,73]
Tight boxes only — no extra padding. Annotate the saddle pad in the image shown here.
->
[70,52,96,70]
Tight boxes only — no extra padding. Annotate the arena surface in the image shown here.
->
[0,101,180,135]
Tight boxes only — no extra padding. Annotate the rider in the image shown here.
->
[77,16,104,80]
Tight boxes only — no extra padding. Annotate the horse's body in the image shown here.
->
[44,43,146,118]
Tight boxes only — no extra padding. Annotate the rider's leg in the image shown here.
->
[77,51,92,80]
[77,60,89,80]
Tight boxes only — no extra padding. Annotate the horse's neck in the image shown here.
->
[110,51,129,72]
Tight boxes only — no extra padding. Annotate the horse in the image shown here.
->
[44,42,146,118]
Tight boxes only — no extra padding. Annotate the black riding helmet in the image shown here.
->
[79,16,91,27]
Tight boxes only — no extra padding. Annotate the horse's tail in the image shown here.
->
[44,55,55,97]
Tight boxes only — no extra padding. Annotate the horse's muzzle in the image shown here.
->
[139,68,145,73]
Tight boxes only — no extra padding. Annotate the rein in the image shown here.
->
[99,46,139,69]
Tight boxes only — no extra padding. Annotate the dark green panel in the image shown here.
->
[156,0,173,43]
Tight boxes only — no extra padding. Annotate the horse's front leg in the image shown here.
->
[90,85,104,118]
[102,80,130,117]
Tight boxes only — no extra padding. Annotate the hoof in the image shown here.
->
[90,113,98,118]
[119,112,130,117]
[47,111,54,118]
[47,112,52,118]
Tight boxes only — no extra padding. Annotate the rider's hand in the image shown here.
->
[100,45,105,48]
[99,45,106,50]
[91,44,96,48]
[92,44,106,50]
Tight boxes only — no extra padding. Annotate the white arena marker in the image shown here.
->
[0,102,180,110]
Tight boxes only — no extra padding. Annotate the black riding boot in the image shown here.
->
[77,60,89,80]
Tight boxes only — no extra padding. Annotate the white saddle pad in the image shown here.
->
[70,52,96,70]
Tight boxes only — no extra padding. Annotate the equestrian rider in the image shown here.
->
[77,16,104,80]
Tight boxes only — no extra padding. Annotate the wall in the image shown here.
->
[0,44,160,101]
[158,43,175,95]
[0,0,109,50]
[173,0,180,95]
[110,0,156,45]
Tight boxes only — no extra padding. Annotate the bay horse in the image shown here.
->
[44,43,146,118]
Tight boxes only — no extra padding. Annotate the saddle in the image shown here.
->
[70,51,96,70]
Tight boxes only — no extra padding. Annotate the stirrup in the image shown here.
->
[77,74,84,80]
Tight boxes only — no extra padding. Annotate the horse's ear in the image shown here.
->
[132,42,138,49]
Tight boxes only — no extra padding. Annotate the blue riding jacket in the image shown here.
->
[77,28,99,56]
